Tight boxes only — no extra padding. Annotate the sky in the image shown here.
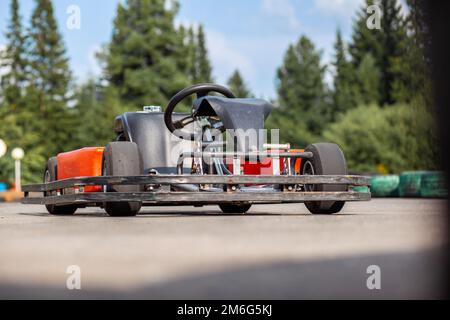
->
[0,0,395,99]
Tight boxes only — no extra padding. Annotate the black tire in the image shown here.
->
[44,157,77,216]
[301,143,347,215]
[219,203,252,214]
[103,142,143,217]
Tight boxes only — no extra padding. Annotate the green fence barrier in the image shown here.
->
[371,175,400,197]
[420,172,448,198]
[353,186,370,193]
[399,171,431,198]
[353,172,447,198]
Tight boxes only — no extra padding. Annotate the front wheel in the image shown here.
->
[301,143,347,215]
[102,142,143,217]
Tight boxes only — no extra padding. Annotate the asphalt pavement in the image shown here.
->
[0,199,447,299]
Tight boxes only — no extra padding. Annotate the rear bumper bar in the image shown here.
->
[22,174,371,206]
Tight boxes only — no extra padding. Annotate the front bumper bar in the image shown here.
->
[22,175,371,206]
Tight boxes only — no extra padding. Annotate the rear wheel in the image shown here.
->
[44,157,77,216]
[301,143,347,215]
[219,203,252,214]
[103,142,143,217]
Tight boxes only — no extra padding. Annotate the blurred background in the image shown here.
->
[0,0,439,186]
[0,0,448,300]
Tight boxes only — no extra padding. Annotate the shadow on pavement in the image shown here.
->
[0,248,446,300]
[17,210,318,218]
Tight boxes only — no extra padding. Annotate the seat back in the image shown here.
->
[115,112,194,174]
[193,96,273,152]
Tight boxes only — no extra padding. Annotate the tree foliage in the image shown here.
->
[72,80,125,148]
[350,0,408,106]
[28,0,73,157]
[269,35,327,147]
[392,0,432,105]
[193,25,213,83]
[332,29,359,121]
[323,100,439,173]
[184,25,213,85]
[0,0,59,185]
[0,0,28,109]
[355,53,380,105]
[105,0,189,109]
[227,70,252,98]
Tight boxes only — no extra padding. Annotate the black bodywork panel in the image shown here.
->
[194,96,273,152]
[115,112,193,174]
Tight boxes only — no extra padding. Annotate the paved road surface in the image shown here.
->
[0,199,447,299]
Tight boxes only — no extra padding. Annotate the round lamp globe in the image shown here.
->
[11,147,25,160]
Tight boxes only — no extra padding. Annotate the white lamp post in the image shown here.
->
[0,139,6,159]
[11,147,24,192]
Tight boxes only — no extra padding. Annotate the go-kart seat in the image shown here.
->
[114,112,194,174]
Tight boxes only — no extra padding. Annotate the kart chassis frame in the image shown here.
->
[22,151,371,207]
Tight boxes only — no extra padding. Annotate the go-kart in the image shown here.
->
[22,84,371,216]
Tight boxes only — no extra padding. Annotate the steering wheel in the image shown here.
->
[164,83,235,140]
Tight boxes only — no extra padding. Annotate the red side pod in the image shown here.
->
[227,149,305,175]
[227,150,284,175]
[57,147,105,192]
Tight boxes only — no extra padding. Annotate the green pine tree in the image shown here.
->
[186,25,213,84]
[0,0,47,185]
[266,35,327,147]
[186,26,197,83]
[381,0,409,105]
[196,25,213,83]
[105,0,189,108]
[0,0,28,110]
[73,80,124,148]
[391,0,431,104]
[0,106,47,185]
[349,0,383,70]
[332,29,358,121]
[276,36,327,136]
[175,24,191,81]
[28,0,74,158]
[227,70,252,98]
[355,53,381,105]
[350,0,408,106]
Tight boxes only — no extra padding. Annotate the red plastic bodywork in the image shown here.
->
[227,149,304,175]
[57,147,105,192]
[228,157,283,175]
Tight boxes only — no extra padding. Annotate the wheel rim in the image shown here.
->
[44,170,53,197]
[102,160,108,193]
[302,161,315,192]
[44,170,50,183]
